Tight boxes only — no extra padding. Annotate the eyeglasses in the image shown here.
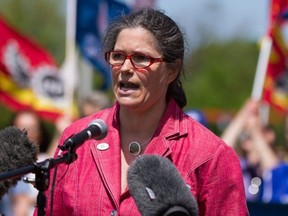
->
[105,51,163,69]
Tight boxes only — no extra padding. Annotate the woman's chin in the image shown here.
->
[117,97,142,109]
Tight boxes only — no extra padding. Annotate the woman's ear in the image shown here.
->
[166,59,181,84]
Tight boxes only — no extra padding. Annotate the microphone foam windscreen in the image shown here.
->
[127,154,198,216]
[0,126,38,198]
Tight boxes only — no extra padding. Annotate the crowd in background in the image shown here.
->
[187,97,288,205]
[221,98,288,204]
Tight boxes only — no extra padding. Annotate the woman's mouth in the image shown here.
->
[119,81,139,91]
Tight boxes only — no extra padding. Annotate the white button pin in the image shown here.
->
[97,143,109,151]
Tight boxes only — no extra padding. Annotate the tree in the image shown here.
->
[183,40,259,109]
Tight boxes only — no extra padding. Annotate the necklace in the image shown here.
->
[128,141,142,156]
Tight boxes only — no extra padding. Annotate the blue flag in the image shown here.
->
[76,0,131,90]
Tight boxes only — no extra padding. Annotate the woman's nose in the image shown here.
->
[120,58,134,72]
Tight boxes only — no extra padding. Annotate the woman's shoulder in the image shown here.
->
[185,115,224,143]
[182,115,235,157]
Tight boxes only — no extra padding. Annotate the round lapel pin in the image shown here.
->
[97,143,109,151]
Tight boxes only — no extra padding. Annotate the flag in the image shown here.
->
[0,15,71,122]
[262,0,288,113]
[76,0,131,91]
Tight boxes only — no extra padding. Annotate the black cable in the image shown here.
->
[48,151,70,216]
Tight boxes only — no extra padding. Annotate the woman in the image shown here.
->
[39,8,248,215]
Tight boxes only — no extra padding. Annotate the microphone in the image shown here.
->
[59,119,108,151]
[127,154,198,216]
[0,126,38,198]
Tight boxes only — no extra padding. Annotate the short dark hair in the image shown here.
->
[103,8,187,108]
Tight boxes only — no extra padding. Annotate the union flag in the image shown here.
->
[262,0,288,113]
[0,15,72,122]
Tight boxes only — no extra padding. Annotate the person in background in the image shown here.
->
[36,8,248,215]
[11,110,51,159]
[79,90,111,117]
[258,115,288,204]
[221,98,279,201]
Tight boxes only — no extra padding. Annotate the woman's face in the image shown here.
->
[13,112,41,144]
[110,27,177,112]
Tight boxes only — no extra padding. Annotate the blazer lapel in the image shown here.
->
[91,129,121,209]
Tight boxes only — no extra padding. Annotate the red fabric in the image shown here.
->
[0,16,66,122]
[0,18,56,70]
[35,100,248,216]
[262,0,288,113]
[269,0,288,25]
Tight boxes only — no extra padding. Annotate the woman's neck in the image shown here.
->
[119,100,166,136]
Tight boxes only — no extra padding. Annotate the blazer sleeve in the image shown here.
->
[197,144,249,216]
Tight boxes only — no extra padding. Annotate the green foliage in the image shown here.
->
[183,40,260,109]
[0,104,14,129]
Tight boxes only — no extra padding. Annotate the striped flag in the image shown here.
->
[0,15,72,122]
[262,0,288,113]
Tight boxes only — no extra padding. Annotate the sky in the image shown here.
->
[155,0,270,50]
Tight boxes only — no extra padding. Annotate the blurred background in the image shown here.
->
[0,0,273,136]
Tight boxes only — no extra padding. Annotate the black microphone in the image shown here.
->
[127,154,198,216]
[0,126,38,198]
[59,119,108,151]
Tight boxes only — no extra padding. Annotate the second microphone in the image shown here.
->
[59,119,108,151]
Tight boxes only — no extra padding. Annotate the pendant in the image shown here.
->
[129,141,141,156]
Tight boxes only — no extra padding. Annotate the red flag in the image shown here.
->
[262,0,288,113]
[0,16,71,122]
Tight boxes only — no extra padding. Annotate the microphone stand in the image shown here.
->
[0,151,78,216]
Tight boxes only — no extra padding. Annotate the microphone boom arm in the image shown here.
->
[0,151,78,216]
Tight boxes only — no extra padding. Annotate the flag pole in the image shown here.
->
[251,35,272,125]
[61,0,78,117]
[251,35,272,100]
